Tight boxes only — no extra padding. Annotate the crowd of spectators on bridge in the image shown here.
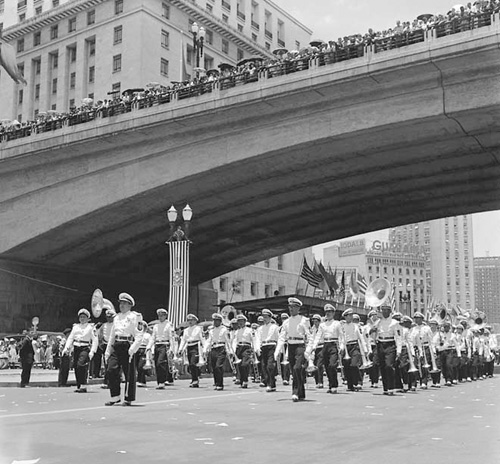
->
[1,0,499,143]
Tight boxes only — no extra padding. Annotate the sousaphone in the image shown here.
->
[365,278,392,308]
[91,289,104,318]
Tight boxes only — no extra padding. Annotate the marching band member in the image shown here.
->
[136,323,152,388]
[437,321,460,386]
[341,308,366,392]
[229,318,241,384]
[104,293,143,406]
[428,319,443,387]
[309,314,324,389]
[255,309,280,392]
[374,304,402,396]
[455,324,469,382]
[205,313,232,391]
[485,327,497,378]
[232,314,254,389]
[279,313,291,386]
[57,329,71,387]
[363,309,380,388]
[178,314,206,388]
[397,316,416,392]
[98,305,116,389]
[148,308,175,389]
[275,297,310,402]
[62,308,98,393]
[307,304,343,394]
[411,312,433,390]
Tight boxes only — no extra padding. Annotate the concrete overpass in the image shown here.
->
[1,23,500,292]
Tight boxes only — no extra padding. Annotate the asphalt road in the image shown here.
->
[0,377,499,464]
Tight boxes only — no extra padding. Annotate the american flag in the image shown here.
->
[356,274,368,295]
[389,284,396,310]
[299,257,324,288]
[168,240,190,329]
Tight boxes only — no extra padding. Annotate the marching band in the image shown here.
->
[45,289,497,407]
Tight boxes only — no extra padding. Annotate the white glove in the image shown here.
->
[256,350,261,357]
[128,348,134,357]
[274,351,280,362]
[88,352,94,361]
[104,352,110,363]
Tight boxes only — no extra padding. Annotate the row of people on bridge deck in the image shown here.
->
[3,0,500,144]
[35,293,497,406]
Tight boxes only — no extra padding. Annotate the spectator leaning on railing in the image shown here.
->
[1,0,499,144]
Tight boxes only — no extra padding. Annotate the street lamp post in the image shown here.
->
[166,204,193,329]
[191,22,206,78]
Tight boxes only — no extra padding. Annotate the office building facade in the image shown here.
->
[474,256,500,323]
[0,0,312,120]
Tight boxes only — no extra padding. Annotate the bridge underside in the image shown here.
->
[1,32,500,285]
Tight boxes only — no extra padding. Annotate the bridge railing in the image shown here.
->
[1,11,499,146]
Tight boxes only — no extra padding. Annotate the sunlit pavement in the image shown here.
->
[0,376,499,464]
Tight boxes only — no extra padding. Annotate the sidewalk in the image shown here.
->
[0,368,105,387]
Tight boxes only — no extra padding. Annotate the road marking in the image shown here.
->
[0,391,259,419]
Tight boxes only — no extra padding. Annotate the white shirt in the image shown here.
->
[64,323,98,355]
[148,320,175,350]
[374,316,402,352]
[233,327,254,351]
[255,323,280,348]
[276,315,310,355]
[106,310,143,355]
[99,322,114,344]
[206,325,231,350]
[179,325,206,353]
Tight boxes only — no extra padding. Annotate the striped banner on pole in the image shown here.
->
[168,240,190,329]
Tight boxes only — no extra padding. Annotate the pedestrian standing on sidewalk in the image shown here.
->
[19,330,36,388]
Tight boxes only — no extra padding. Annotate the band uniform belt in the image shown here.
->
[378,337,395,342]
[187,342,199,347]
[323,338,338,342]
[262,341,277,346]
[212,343,225,348]
[237,342,251,347]
[115,335,133,342]
[316,344,324,349]
[346,341,358,346]
[155,341,170,345]
[74,341,90,347]
[288,341,305,346]
[288,337,304,341]
[422,343,429,346]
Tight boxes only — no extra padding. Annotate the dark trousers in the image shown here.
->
[288,344,306,399]
[236,345,252,383]
[458,352,469,381]
[58,354,70,386]
[429,347,442,385]
[440,349,458,382]
[210,346,226,387]
[261,345,276,388]
[342,343,361,390]
[187,344,200,382]
[313,347,324,385]
[21,355,34,386]
[154,344,172,384]
[322,342,339,389]
[136,348,148,384]
[101,343,109,386]
[107,342,137,402]
[91,346,103,378]
[395,347,411,389]
[368,346,380,385]
[73,346,90,388]
[377,341,396,392]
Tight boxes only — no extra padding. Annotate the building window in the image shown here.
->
[50,24,58,40]
[34,84,40,100]
[35,6,42,15]
[17,38,24,53]
[161,29,169,49]
[206,3,213,13]
[162,2,170,19]
[52,53,58,68]
[87,10,95,25]
[252,33,257,41]
[237,48,244,62]
[33,31,41,46]
[264,259,270,268]
[205,29,213,45]
[264,284,271,298]
[115,0,123,14]
[52,0,59,6]
[19,13,26,22]
[111,82,121,95]
[69,47,77,62]
[238,24,243,32]
[160,58,169,76]
[68,17,76,32]
[114,25,122,44]
[18,89,23,104]
[277,255,283,270]
[34,59,41,75]
[88,39,96,56]
[219,277,227,292]
[88,65,95,82]
[222,38,229,54]
[222,14,228,23]
[186,45,192,64]
[112,54,121,72]
[250,282,258,297]
[52,78,57,94]
[265,42,270,50]
[70,72,76,89]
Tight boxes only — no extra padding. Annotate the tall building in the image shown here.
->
[390,215,475,310]
[323,238,427,315]
[474,256,500,323]
[211,248,313,307]
[0,0,312,120]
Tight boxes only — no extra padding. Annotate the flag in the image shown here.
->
[349,271,359,298]
[329,266,339,291]
[299,256,323,288]
[168,240,190,330]
[389,284,396,310]
[337,271,345,303]
[318,262,337,295]
[356,274,368,295]
[0,40,27,85]
[314,261,329,295]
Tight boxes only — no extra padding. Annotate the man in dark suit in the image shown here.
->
[19,330,35,388]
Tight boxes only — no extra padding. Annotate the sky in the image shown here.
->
[271,0,500,259]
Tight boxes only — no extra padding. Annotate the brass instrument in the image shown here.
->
[406,341,419,374]
[342,323,351,361]
[282,343,289,365]
[428,343,440,374]
[144,350,153,371]
[91,289,104,318]
[360,341,373,369]
[31,316,39,332]
[365,278,392,308]
[421,342,431,369]
[196,341,206,368]
[167,349,175,375]
[306,350,317,373]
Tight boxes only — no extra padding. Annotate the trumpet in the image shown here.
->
[421,343,431,370]
[406,343,419,373]
[428,345,441,374]
[360,342,373,370]
[196,341,206,367]
[144,350,153,371]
